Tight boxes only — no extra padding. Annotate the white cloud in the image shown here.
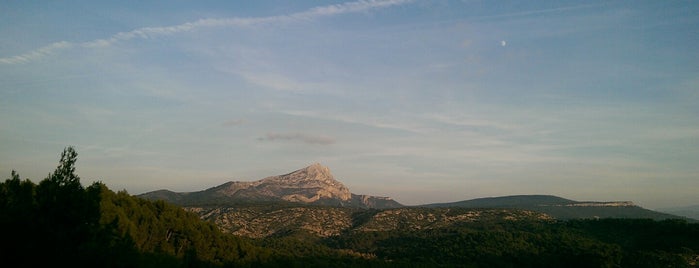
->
[297,0,412,18]
[222,119,245,127]
[424,113,517,131]
[281,109,434,134]
[237,72,334,93]
[471,3,603,21]
[258,132,335,145]
[0,0,413,64]
[0,41,72,64]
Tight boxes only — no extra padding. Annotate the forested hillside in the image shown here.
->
[2,147,698,267]
[0,147,376,267]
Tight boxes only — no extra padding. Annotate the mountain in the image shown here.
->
[422,195,693,221]
[137,163,403,209]
[658,205,699,221]
[11,146,699,267]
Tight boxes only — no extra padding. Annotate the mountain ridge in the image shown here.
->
[137,163,403,209]
[137,164,692,221]
[658,205,699,221]
[422,194,692,221]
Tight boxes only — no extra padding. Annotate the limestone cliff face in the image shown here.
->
[138,163,402,209]
[210,163,352,203]
[254,163,353,202]
[561,201,635,207]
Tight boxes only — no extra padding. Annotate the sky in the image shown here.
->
[1,0,698,209]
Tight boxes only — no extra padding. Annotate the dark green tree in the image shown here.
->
[0,170,39,262]
[30,146,102,265]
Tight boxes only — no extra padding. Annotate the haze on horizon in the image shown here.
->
[1,0,697,209]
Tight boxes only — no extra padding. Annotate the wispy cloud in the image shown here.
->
[258,132,335,145]
[222,119,245,127]
[0,41,72,64]
[281,109,434,134]
[0,0,412,65]
[470,3,604,21]
[237,72,337,93]
[424,113,518,131]
[296,0,411,17]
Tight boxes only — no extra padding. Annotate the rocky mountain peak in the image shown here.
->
[282,163,334,183]
[306,163,331,177]
[138,163,403,209]
[254,163,352,202]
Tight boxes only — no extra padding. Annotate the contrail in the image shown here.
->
[0,0,412,65]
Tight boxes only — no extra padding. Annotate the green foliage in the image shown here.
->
[325,222,622,267]
[0,147,271,267]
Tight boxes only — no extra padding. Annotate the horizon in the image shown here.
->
[2,1,698,210]
[7,157,687,210]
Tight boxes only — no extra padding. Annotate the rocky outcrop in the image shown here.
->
[255,163,353,202]
[560,201,635,207]
[137,163,403,209]
[349,194,403,209]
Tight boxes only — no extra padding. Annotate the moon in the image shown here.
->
[501,40,507,47]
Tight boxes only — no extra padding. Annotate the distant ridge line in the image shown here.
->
[421,194,690,221]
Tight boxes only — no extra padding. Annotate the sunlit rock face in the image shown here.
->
[139,163,403,209]
[253,163,353,202]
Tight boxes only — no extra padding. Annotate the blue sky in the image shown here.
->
[1,0,697,209]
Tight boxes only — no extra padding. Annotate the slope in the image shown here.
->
[422,195,692,221]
